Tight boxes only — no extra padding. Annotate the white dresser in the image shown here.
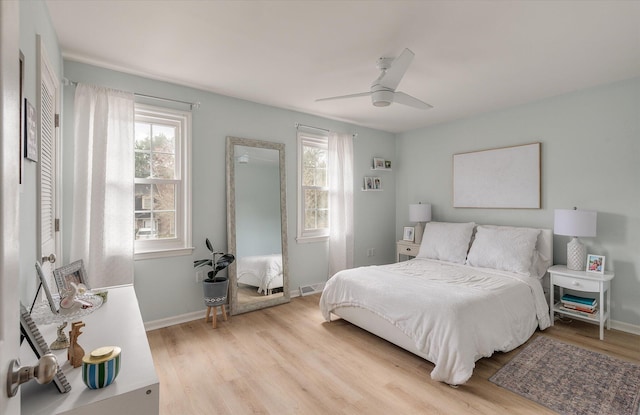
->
[21,286,159,414]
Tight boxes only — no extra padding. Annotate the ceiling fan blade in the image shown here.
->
[378,48,414,90]
[393,92,433,110]
[315,92,372,102]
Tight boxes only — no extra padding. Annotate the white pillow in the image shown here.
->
[466,225,540,275]
[417,221,475,264]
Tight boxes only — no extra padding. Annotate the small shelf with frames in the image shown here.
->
[372,157,392,171]
[362,176,383,191]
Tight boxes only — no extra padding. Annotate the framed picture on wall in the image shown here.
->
[373,157,385,169]
[364,176,374,190]
[364,177,382,190]
[24,98,37,161]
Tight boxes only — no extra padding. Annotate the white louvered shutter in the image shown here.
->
[37,36,59,278]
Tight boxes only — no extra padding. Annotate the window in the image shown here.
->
[297,130,329,242]
[134,104,192,258]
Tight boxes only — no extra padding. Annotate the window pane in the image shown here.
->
[317,209,328,229]
[303,166,315,186]
[135,184,152,211]
[303,188,329,232]
[155,211,176,239]
[304,188,316,208]
[152,152,175,179]
[153,183,176,210]
[135,123,151,150]
[317,189,328,209]
[135,151,150,178]
[315,167,327,187]
[135,212,155,240]
[304,209,317,230]
[152,125,176,154]
[302,145,328,186]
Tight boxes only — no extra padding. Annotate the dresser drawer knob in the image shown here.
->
[572,280,579,286]
[406,248,411,252]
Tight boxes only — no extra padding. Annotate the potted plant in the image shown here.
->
[193,238,235,307]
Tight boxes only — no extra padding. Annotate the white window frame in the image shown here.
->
[297,130,329,243]
[134,104,193,259]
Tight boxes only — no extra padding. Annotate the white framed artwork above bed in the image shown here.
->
[320,222,552,386]
[453,143,541,208]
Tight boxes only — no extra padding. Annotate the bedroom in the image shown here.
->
[2,0,639,413]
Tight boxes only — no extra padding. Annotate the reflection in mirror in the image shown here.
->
[226,137,289,315]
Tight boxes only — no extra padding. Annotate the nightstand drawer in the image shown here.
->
[552,274,600,292]
[397,243,419,256]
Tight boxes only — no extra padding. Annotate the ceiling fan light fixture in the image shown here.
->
[371,90,393,107]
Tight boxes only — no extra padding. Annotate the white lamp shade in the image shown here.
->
[409,203,432,222]
[553,209,597,237]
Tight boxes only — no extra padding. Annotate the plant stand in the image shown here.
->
[205,304,228,329]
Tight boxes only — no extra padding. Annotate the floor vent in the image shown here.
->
[299,285,316,296]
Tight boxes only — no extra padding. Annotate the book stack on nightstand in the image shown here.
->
[558,294,599,318]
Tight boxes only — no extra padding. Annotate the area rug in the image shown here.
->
[490,336,640,415]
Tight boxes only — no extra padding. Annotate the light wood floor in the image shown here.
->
[146,294,640,415]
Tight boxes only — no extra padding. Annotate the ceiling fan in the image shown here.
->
[316,48,433,110]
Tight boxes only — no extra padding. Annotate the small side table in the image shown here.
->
[548,264,614,340]
[397,240,420,262]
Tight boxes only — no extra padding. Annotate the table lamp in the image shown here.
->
[409,202,432,245]
[553,208,597,271]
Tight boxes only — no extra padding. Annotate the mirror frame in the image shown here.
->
[226,136,290,315]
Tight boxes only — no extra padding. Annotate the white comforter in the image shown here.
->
[319,258,550,385]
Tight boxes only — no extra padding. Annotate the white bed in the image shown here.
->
[320,223,552,385]
[236,254,283,295]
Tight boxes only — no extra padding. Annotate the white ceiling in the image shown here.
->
[46,1,640,133]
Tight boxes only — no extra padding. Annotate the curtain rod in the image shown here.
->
[295,123,358,138]
[63,78,201,110]
[295,123,329,133]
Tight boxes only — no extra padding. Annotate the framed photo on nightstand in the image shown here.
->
[586,254,605,273]
[403,226,415,242]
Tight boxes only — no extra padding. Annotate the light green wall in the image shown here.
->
[61,61,397,322]
[395,78,640,329]
[19,0,62,305]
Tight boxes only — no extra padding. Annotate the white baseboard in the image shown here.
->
[611,319,640,336]
[145,283,325,331]
[144,309,204,331]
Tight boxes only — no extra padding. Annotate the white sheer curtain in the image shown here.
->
[328,131,354,277]
[70,84,134,288]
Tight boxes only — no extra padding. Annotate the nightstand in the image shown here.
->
[548,264,614,340]
[397,240,420,262]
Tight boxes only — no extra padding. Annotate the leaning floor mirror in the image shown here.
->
[226,136,290,315]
